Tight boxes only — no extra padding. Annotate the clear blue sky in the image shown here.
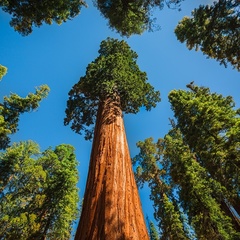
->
[0,0,239,237]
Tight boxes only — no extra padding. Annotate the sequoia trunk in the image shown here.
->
[75,97,149,240]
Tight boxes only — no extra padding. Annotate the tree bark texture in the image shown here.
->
[75,97,149,240]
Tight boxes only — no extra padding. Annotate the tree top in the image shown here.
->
[64,38,160,140]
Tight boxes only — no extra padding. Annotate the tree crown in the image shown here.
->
[64,38,160,140]
[1,0,87,35]
[96,0,183,37]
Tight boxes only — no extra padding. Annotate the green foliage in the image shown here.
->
[148,219,159,240]
[175,0,240,70]
[168,83,240,211]
[96,0,183,36]
[134,84,240,239]
[65,38,160,140]
[164,128,240,239]
[0,141,79,239]
[0,65,7,80]
[133,138,189,239]
[0,85,50,149]
[0,0,87,36]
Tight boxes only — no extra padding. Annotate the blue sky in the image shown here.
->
[0,0,239,237]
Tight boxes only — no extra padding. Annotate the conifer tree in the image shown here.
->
[175,0,240,70]
[164,128,240,240]
[133,137,191,239]
[65,37,160,239]
[168,83,240,230]
[0,141,79,239]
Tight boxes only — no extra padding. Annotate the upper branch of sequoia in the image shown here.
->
[64,38,160,140]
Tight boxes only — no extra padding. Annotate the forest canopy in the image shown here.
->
[0,0,87,35]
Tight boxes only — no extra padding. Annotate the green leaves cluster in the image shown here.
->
[175,0,240,70]
[0,0,87,35]
[134,84,240,239]
[0,141,79,239]
[96,0,183,36]
[65,38,160,140]
[0,84,50,149]
[0,65,7,81]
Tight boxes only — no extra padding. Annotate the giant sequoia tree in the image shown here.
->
[65,38,160,239]
[175,0,240,70]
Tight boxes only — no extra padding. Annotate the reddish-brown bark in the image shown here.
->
[75,97,149,240]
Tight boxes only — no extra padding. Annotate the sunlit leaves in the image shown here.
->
[0,65,7,81]
[0,142,79,239]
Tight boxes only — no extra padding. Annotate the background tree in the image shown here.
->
[96,0,184,37]
[0,0,87,35]
[168,83,240,230]
[0,141,79,240]
[133,137,191,239]
[175,0,240,70]
[65,37,160,239]
[164,128,240,239]
[0,84,49,149]
[133,84,240,239]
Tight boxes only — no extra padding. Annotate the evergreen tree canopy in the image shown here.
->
[96,0,183,36]
[0,65,7,80]
[175,0,240,70]
[134,84,240,239]
[0,141,79,239]
[133,137,191,239]
[168,83,240,212]
[164,128,240,240]
[64,38,160,140]
[0,0,87,35]
[0,85,49,149]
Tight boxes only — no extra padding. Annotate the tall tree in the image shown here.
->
[133,137,191,239]
[175,0,240,70]
[0,0,87,35]
[0,84,49,149]
[168,83,240,229]
[65,38,160,239]
[164,128,240,240]
[0,141,79,239]
[96,0,183,37]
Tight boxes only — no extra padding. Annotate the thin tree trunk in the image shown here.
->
[75,97,149,240]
